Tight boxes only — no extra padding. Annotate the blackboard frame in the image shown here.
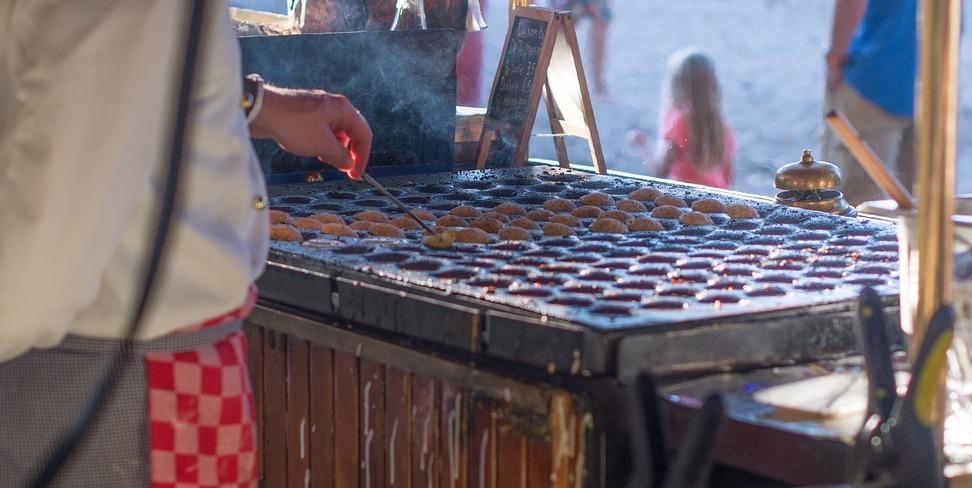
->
[476,7,606,174]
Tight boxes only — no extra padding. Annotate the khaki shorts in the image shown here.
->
[821,82,915,205]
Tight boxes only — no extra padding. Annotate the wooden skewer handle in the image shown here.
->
[825,110,916,209]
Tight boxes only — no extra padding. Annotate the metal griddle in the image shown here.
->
[259,167,902,377]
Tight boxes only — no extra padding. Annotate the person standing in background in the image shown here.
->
[552,0,612,100]
[651,49,736,189]
[820,0,917,205]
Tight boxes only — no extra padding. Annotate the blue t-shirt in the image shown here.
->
[842,0,917,118]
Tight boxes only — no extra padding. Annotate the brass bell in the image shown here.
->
[775,150,855,216]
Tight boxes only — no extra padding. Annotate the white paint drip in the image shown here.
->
[479,429,490,488]
[575,413,594,488]
[420,414,431,470]
[447,394,462,488]
[364,381,374,488]
[389,419,399,485]
[427,453,435,488]
[304,468,310,488]
[300,417,307,460]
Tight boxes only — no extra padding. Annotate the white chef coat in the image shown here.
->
[0,1,269,361]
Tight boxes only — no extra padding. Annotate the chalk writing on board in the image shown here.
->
[485,15,549,165]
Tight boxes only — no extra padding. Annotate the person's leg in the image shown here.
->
[589,16,609,96]
[820,82,910,205]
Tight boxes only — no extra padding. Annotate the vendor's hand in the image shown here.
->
[249,85,372,179]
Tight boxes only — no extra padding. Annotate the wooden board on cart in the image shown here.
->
[476,6,605,173]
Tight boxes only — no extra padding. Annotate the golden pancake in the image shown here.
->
[498,226,533,241]
[726,203,760,219]
[601,210,634,225]
[436,215,468,227]
[470,217,504,234]
[509,218,540,230]
[353,210,389,223]
[451,205,482,218]
[495,202,527,216]
[542,198,576,212]
[550,214,581,227]
[369,223,406,237]
[679,211,715,226]
[629,217,665,232]
[308,212,345,225]
[617,199,648,213]
[571,205,604,218]
[578,191,615,208]
[691,198,727,214]
[270,223,302,241]
[269,209,293,224]
[321,223,357,237]
[654,194,688,208]
[542,222,576,236]
[526,208,554,222]
[650,205,684,219]
[590,218,629,234]
[628,187,661,202]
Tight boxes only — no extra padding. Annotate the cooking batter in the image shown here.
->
[0,1,371,485]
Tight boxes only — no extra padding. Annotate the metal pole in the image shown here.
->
[914,0,959,352]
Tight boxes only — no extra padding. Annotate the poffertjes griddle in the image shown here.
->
[260,167,900,376]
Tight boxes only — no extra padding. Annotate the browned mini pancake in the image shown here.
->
[601,210,634,225]
[451,205,482,218]
[550,214,582,227]
[542,198,576,212]
[308,212,344,225]
[679,211,715,226]
[543,222,575,236]
[454,227,493,244]
[470,216,504,234]
[321,223,357,237]
[629,217,664,232]
[495,202,527,216]
[498,226,533,241]
[270,223,302,241]
[628,187,661,202]
[353,210,389,223]
[590,217,629,234]
[509,218,540,230]
[726,203,760,219]
[527,208,555,222]
[654,194,688,208]
[269,209,293,224]
[390,216,422,230]
[578,191,615,207]
[691,198,727,214]
[650,205,684,219]
[617,199,648,213]
[571,205,604,218]
[369,223,406,237]
[436,215,468,227]
[292,217,323,230]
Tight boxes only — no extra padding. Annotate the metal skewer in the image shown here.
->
[360,172,440,236]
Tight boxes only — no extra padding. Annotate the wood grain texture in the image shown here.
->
[334,351,360,488]
[469,399,496,488]
[243,324,265,482]
[412,376,440,488]
[309,344,335,488]
[496,415,527,488]
[360,359,386,488]
[440,382,468,488]
[263,330,289,487]
[527,437,553,488]
[385,368,412,488]
[549,393,577,488]
[286,337,311,488]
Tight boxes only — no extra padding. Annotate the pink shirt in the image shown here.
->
[663,107,736,189]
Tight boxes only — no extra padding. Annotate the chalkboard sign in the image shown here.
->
[476,7,605,173]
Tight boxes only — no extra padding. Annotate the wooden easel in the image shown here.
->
[475,6,606,174]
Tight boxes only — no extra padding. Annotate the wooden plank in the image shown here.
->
[469,399,496,488]
[527,437,553,488]
[360,359,386,488]
[263,329,289,487]
[496,416,527,488]
[334,351,360,488]
[385,368,412,488]
[286,337,311,488]
[244,324,265,482]
[412,376,440,488]
[549,393,577,488]
[309,344,335,488]
[440,382,468,488]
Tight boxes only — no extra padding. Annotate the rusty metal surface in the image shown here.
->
[262,167,901,375]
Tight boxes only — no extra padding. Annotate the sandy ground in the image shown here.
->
[475,0,972,197]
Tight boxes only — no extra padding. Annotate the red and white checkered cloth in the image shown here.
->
[146,286,259,488]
